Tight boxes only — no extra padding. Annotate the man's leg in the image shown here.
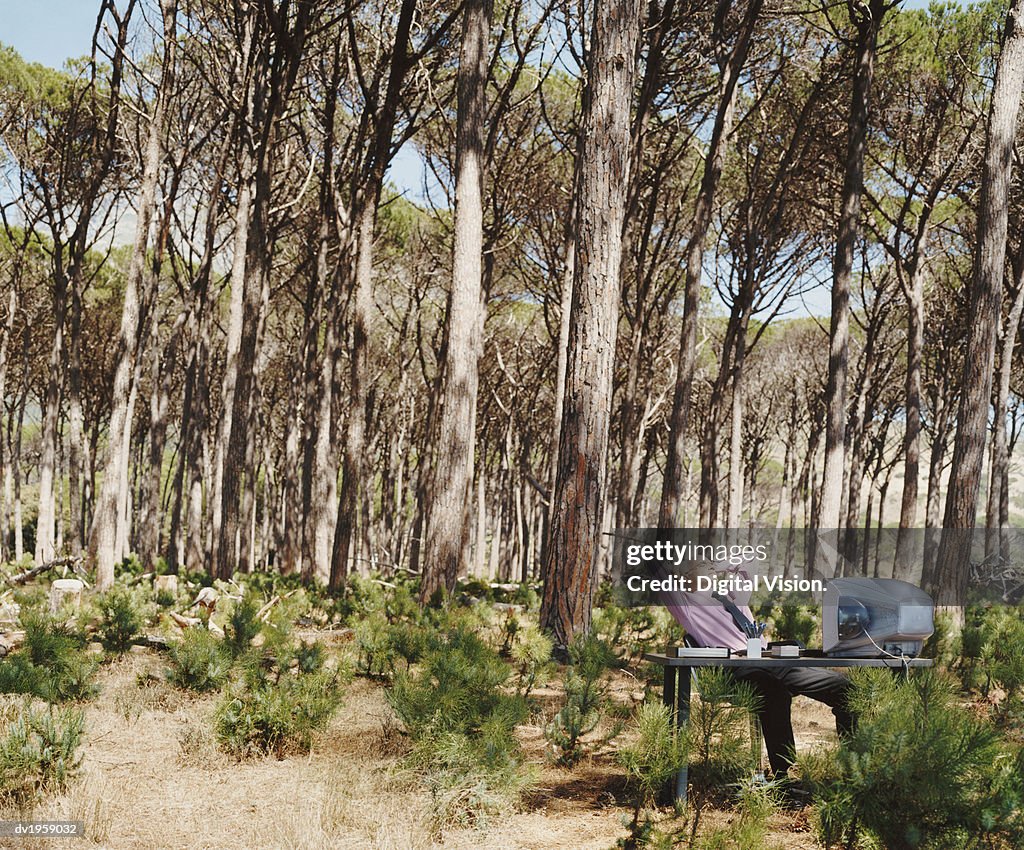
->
[774,667,854,736]
[732,668,796,777]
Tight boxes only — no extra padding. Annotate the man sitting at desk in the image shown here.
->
[666,574,854,780]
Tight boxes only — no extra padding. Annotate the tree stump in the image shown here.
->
[155,574,178,596]
[49,579,84,614]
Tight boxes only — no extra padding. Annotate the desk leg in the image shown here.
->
[663,665,676,720]
[674,667,691,804]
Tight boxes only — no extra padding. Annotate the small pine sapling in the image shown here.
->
[509,620,553,698]
[0,700,84,804]
[617,701,688,848]
[544,633,619,767]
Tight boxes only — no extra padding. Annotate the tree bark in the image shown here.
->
[420,0,492,603]
[211,156,254,578]
[817,0,885,537]
[539,0,641,648]
[984,252,1024,559]
[893,261,926,579]
[727,374,744,532]
[90,0,177,587]
[331,0,418,592]
[934,0,1024,608]
[67,272,88,556]
[0,286,14,562]
[35,264,67,565]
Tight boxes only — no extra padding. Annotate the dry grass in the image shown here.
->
[0,650,838,850]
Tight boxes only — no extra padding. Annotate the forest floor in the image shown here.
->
[0,642,835,850]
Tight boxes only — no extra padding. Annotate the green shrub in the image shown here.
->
[294,640,326,675]
[692,781,783,850]
[682,668,762,841]
[387,620,429,670]
[509,620,553,698]
[388,626,527,738]
[354,612,397,679]
[11,585,47,610]
[115,553,145,578]
[544,633,618,767]
[20,609,85,666]
[224,594,263,658]
[334,573,388,623]
[686,668,761,792]
[620,702,689,810]
[953,605,1024,727]
[0,700,84,803]
[94,584,146,652]
[215,666,345,758]
[387,625,533,832]
[0,612,98,703]
[595,604,683,662]
[801,669,1024,850]
[975,607,1024,725]
[385,580,422,622]
[409,726,536,834]
[155,587,177,608]
[166,628,232,692]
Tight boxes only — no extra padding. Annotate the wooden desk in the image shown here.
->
[643,652,934,804]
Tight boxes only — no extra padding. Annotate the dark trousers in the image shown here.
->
[731,666,854,777]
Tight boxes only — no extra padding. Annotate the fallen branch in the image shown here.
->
[255,595,281,622]
[7,556,82,586]
[170,610,223,636]
[170,611,202,629]
[255,588,301,622]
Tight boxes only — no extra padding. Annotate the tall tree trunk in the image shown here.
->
[331,0,417,592]
[166,347,195,573]
[12,326,29,562]
[539,0,640,649]
[140,316,180,568]
[0,286,15,562]
[985,254,1024,559]
[311,317,340,583]
[893,262,926,579]
[919,414,949,586]
[542,229,574,569]
[67,272,88,556]
[615,320,645,530]
[90,0,177,587]
[659,0,762,528]
[934,0,1024,608]
[36,266,67,565]
[817,0,885,537]
[476,472,487,575]
[727,377,743,531]
[211,157,254,578]
[331,201,375,589]
[421,0,492,602]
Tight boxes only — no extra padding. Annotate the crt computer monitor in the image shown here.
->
[822,578,934,658]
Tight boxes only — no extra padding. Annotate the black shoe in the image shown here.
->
[777,780,812,810]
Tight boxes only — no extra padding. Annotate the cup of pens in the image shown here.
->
[745,621,767,658]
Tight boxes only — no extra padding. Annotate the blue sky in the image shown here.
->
[1,2,102,68]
